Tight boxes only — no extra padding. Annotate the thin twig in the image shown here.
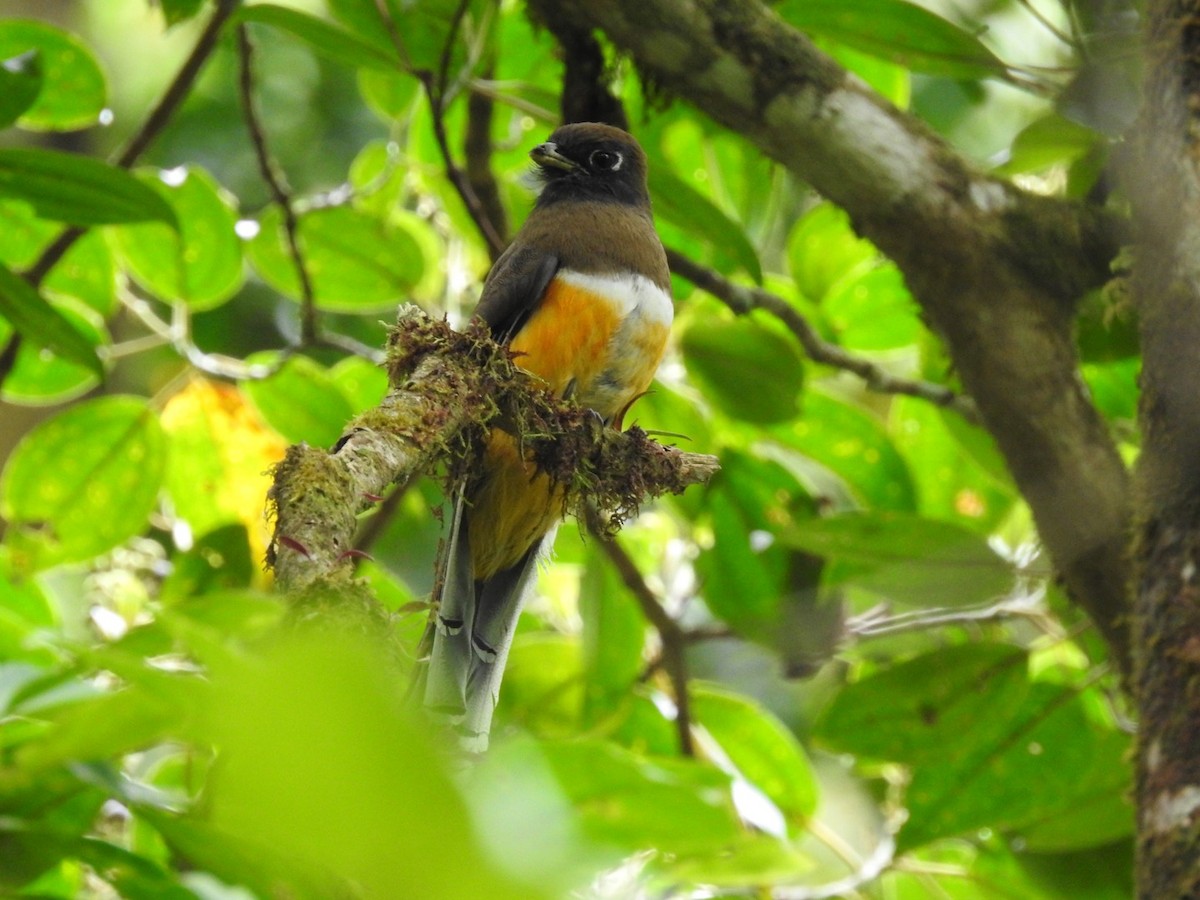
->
[666,249,981,422]
[1013,0,1079,49]
[237,24,319,344]
[114,0,241,168]
[585,506,694,757]
[371,0,506,257]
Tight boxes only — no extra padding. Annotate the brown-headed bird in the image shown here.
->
[423,123,673,750]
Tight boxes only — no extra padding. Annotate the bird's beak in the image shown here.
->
[530,142,577,172]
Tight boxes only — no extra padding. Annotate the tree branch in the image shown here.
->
[667,249,979,421]
[268,307,719,594]
[1128,0,1200,891]
[531,0,1134,679]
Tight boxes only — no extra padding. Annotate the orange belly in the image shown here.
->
[467,276,670,579]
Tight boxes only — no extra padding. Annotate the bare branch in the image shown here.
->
[667,249,980,422]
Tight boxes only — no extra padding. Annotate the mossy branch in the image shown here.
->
[267,305,719,596]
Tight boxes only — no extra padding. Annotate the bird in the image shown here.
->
[422,122,673,750]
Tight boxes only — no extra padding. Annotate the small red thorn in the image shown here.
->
[338,548,373,562]
[362,492,385,502]
[277,535,312,559]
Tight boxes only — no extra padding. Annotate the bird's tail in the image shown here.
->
[422,497,551,751]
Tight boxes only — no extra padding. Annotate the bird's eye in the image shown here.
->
[589,149,622,171]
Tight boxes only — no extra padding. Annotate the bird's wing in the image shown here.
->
[474,244,560,341]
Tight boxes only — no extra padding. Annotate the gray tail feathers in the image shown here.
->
[423,497,553,751]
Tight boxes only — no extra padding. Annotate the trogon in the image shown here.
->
[423,122,673,750]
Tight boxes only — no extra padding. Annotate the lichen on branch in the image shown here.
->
[267,305,718,596]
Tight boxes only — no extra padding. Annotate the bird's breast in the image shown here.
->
[509,268,673,419]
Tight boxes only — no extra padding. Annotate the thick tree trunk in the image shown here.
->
[1131,2,1200,893]
[532,0,1134,674]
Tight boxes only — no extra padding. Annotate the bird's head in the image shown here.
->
[530,122,651,209]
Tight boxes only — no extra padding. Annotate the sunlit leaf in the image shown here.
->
[770,389,918,511]
[579,547,646,723]
[241,353,355,447]
[112,167,243,310]
[787,202,877,302]
[650,167,762,282]
[247,204,423,312]
[889,397,1015,529]
[536,739,742,854]
[328,355,388,414]
[0,20,105,130]
[327,0,487,76]
[203,632,543,899]
[998,113,1102,175]
[692,683,819,824]
[823,264,922,350]
[1,396,165,570]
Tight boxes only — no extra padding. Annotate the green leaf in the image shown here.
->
[579,547,646,722]
[888,397,1015,530]
[535,739,742,854]
[787,202,877,302]
[0,20,106,130]
[327,0,485,76]
[769,390,918,511]
[241,354,355,446]
[777,0,1008,80]
[44,229,118,316]
[112,167,243,310]
[823,265,922,350]
[0,149,177,227]
[0,262,103,377]
[203,632,541,899]
[816,643,1030,764]
[1,296,105,405]
[901,682,1133,851]
[696,451,813,641]
[997,113,1102,176]
[501,635,585,737]
[781,511,1014,607]
[161,524,256,602]
[15,675,197,775]
[0,50,43,129]
[691,683,819,824]
[1,396,166,570]
[649,167,762,282]
[328,355,388,414]
[247,204,422,312]
[236,4,401,70]
[159,0,206,26]
[680,308,804,424]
